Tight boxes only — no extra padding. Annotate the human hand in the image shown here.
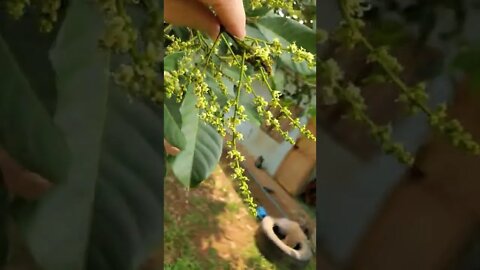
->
[164,139,181,156]
[0,148,51,200]
[165,0,246,40]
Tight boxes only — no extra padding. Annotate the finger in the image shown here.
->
[199,0,246,39]
[165,0,220,39]
[0,148,52,200]
[164,139,181,156]
[17,172,52,201]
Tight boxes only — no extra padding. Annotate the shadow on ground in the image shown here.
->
[142,165,277,270]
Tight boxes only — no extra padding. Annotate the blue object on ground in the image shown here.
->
[256,206,267,220]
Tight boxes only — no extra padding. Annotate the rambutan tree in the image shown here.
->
[0,0,478,269]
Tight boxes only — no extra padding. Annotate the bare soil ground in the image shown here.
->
[142,163,279,270]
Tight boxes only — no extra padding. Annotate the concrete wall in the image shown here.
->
[236,111,310,176]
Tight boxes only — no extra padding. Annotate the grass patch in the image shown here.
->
[225,202,240,214]
[164,212,201,269]
[164,169,316,270]
[242,244,317,270]
[297,200,316,220]
[243,244,277,270]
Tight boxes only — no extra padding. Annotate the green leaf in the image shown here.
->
[86,88,165,270]
[254,16,315,76]
[0,35,70,184]
[14,1,110,269]
[244,0,271,17]
[171,90,223,187]
[15,2,167,269]
[246,24,268,40]
[164,52,184,72]
[272,67,286,91]
[279,57,315,76]
[255,15,315,53]
[164,103,187,150]
[205,74,261,126]
[42,31,167,266]
[306,106,316,118]
[241,98,262,126]
[0,13,62,115]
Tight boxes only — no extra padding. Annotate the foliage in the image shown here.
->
[1,1,164,270]
[164,1,317,215]
[2,0,479,269]
[0,0,317,269]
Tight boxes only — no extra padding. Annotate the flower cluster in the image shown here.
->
[367,46,403,74]
[165,28,316,215]
[6,0,313,217]
[429,105,480,154]
[5,0,61,32]
[5,0,28,19]
[6,0,480,219]
[249,0,294,13]
[96,0,164,103]
[226,145,257,216]
[100,15,138,53]
[164,35,199,102]
[287,43,315,68]
[319,0,480,165]
[319,58,414,164]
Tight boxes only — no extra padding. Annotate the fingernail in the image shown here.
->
[234,19,247,39]
[235,25,247,40]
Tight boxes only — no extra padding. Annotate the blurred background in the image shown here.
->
[317,0,480,269]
